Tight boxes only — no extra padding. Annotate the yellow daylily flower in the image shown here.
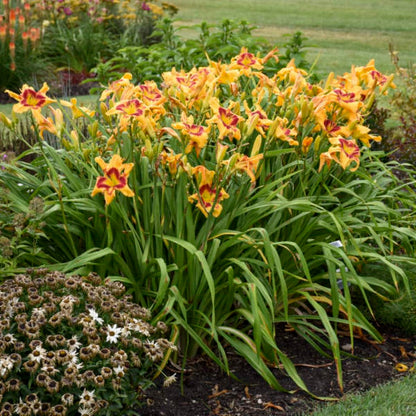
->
[224,153,264,183]
[60,97,95,119]
[207,99,244,141]
[229,47,264,75]
[91,154,135,205]
[6,83,56,113]
[188,166,229,218]
[171,113,210,156]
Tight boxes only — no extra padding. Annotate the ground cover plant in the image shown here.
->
[0,268,174,415]
[1,47,416,402]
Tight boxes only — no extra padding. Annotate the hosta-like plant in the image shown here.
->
[1,49,416,395]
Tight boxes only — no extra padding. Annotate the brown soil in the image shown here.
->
[141,325,416,416]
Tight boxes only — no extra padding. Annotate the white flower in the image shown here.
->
[2,333,17,345]
[79,389,95,408]
[4,296,19,317]
[28,345,47,363]
[0,357,14,377]
[163,373,177,387]
[106,324,122,344]
[78,406,94,415]
[67,350,79,366]
[67,335,82,351]
[121,326,131,337]
[88,307,104,326]
[113,364,125,378]
[126,318,150,336]
[32,307,47,318]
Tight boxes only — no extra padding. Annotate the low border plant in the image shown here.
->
[0,269,174,415]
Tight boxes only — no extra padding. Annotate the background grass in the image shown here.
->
[173,0,416,77]
[309,375,416,416]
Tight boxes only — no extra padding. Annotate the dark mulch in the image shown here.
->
[141,325,416,416]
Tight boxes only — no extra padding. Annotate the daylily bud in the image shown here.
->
[324,72,334,90]
[314,135,322,152]
[61,138,71,150]
[245,113,259,137]
[216,142,228,164]
[100,102,111,123]
[0,112,12,128]
[225,152,239,170]
[143,138,153,159]
[88,120,99,138]
[70,130,79,148]
[300,98,311,121]
[251,135,262,157]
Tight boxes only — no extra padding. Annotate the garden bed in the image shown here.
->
[142,326,416,415]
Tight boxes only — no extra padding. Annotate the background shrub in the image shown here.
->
[90,18,316,86]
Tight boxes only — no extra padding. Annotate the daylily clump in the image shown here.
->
[1,46,413,397]
[2,48,394,216]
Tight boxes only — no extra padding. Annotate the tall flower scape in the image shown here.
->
[1,48,414,394]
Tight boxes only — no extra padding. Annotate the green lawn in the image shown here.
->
[172,0,416,77]
[310,375,416,416]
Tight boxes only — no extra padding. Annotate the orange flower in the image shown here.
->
[243,101,273,137]
[301,136,314,154]
[272,117,298,146]
[5,83,56,113]
[230,47,264,75]
[91,155,135,205]
[339,123,381,147]
[105,98,152,133]
[106,99,146,117]
[159,150,184,176]
[100,73,133,102]
[224,153,264,183]
[31,107,64,139]
[207,100,244,141]
[319,137,360,172]
[60,98,95,119]
[171,113,210,156]
[188,166,229,218]
[137,81,166,107]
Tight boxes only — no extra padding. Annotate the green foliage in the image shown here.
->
[39,18,116,76]
[0,269,174,415]
[90,19,314,86]
[353,262,416,336]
